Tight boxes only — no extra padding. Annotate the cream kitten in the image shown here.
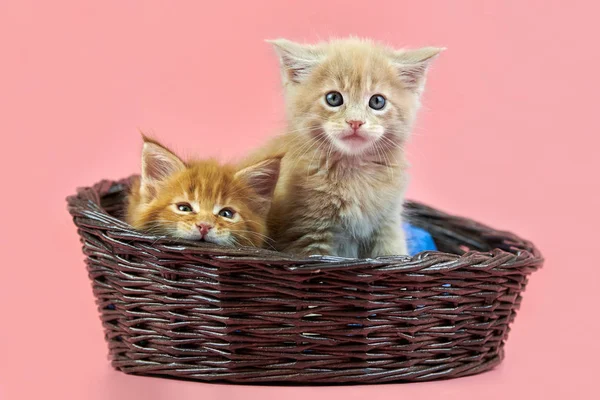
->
[243,38,442,258]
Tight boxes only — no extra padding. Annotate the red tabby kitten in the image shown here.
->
[127,136,281,248]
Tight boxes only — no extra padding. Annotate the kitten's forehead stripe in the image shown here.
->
[325,61,382,98]
[341,75,349,91]
[187,180,197,201]
[366,75,373,93]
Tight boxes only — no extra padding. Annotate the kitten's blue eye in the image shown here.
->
[218,208,235,219]
[176,203,193,212]
[369,94,386,110]
[325,91,343,107]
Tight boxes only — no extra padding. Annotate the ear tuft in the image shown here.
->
[140,137,186,197]
[234,157,282,201]
[268,38,323,84]
[392,47,444,92]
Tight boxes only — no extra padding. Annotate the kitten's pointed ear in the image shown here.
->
[392,47,445,92]
[267,39,323,84]
[140,136,186,196]
[234,157,282,202]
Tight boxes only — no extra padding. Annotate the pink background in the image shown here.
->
[1,1,598,399]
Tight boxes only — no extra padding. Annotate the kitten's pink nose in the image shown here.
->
[346,120,364,131]
[197,223,213,236]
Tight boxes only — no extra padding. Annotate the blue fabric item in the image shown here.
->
[403,222,437,256]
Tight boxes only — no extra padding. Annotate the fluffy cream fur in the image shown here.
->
[242,38,442,257]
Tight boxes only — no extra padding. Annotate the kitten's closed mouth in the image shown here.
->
[198,237,218,245]
[341,132,368,143]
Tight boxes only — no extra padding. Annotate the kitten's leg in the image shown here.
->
[369,216,408,257]
[281,228,336,257]
[333,235,359,258]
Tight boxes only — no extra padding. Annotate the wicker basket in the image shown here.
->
[66,177,542,384]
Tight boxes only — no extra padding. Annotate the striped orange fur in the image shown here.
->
[127,136,281,248]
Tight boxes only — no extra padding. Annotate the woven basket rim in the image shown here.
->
[66,176,543,272]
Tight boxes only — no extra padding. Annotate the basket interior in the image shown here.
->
[97,178,504,257]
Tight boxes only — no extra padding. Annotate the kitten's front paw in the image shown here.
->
[370,237,408,257]
[285,242,333,257]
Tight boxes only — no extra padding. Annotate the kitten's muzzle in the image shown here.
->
[197,222,213,237]
[346,120,365,131]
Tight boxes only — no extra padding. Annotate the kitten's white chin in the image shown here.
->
[177,230,232,246]
[330,131,377,156]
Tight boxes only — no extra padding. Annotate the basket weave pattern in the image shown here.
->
[67,177,542,384]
